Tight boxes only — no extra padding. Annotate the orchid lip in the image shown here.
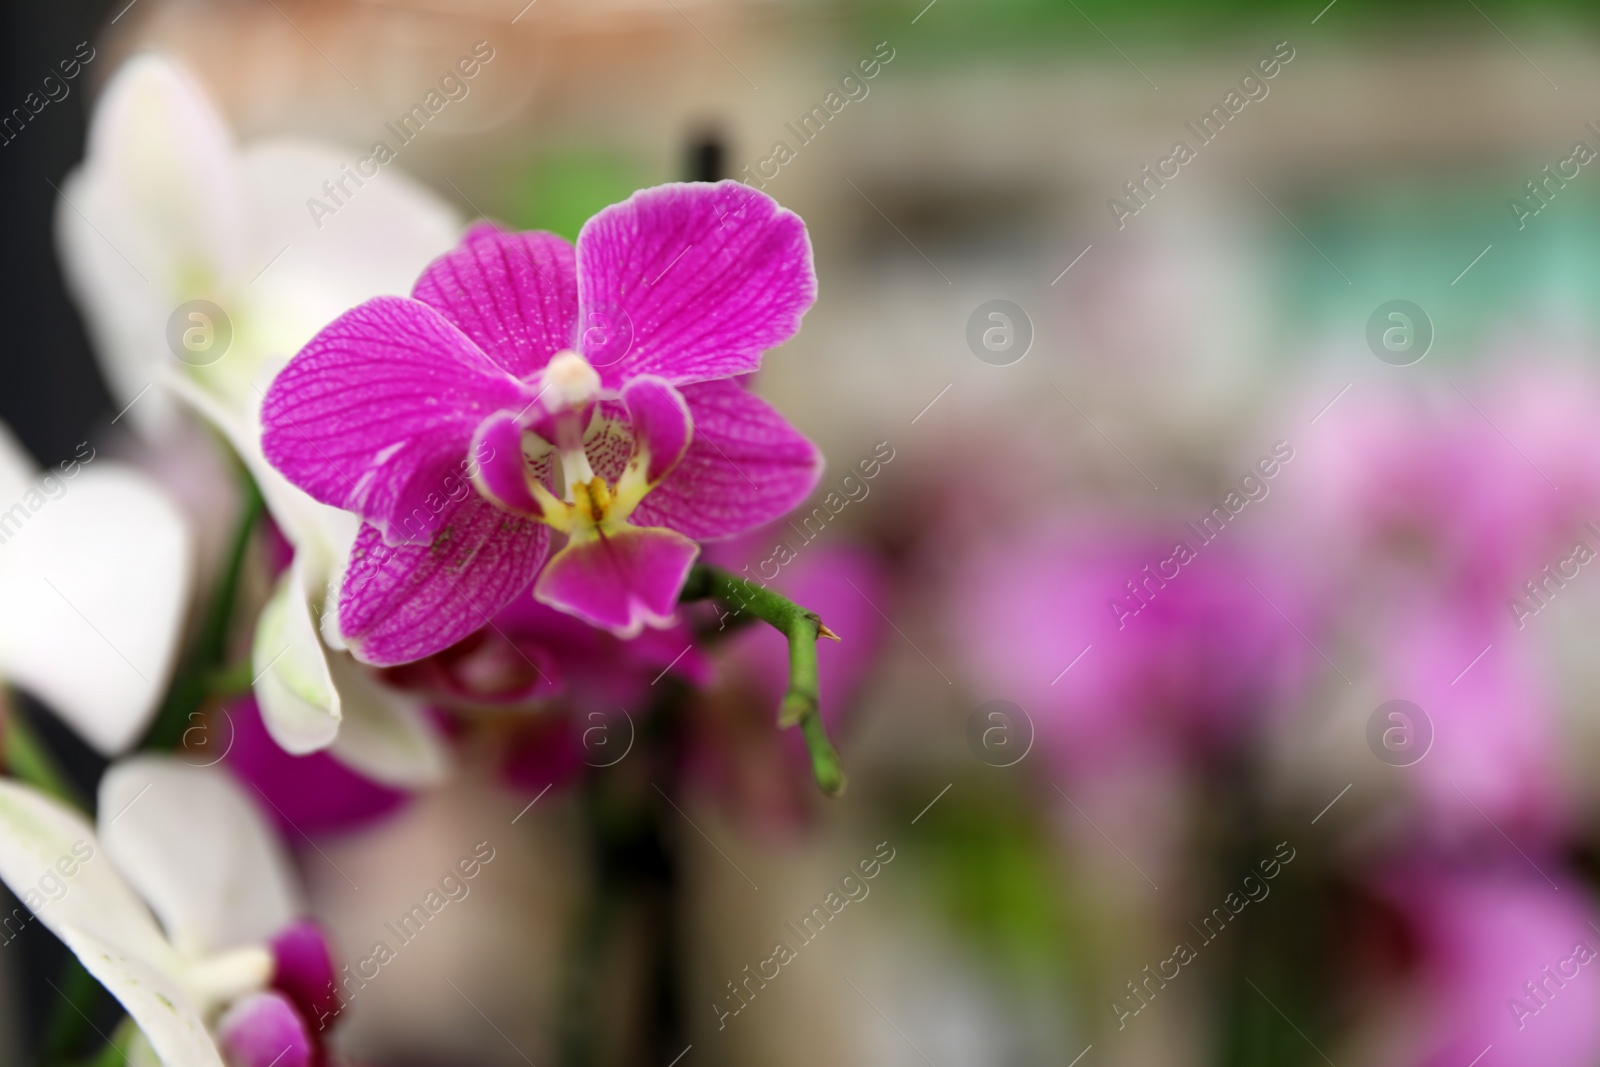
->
[476,368,690,539]
[470,411,626,535]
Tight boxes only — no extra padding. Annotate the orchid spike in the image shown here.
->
[680,563,845,795]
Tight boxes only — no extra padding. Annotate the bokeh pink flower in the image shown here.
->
[951,519,1312,772]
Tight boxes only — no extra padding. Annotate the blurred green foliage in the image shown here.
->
[899,777,1083,979]
[848,0,1594,54]
[504,151,653,241]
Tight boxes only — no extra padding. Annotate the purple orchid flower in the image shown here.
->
[384,587,710,710]
[1374,864,1600,1067]
[950,517,1312,770]
[262,182,821,664]
[222,696,411,837]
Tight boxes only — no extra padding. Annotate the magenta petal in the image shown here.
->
[500,711,588,795]
[1382,867,1600,1067]
[217,991,312,1067]
[535,526,699,638]
[620,376,692,485]
[1381,603,1566,844]
[223,696,408,836]
[339,495,550,665]
[487,593,708,707]
[270,920,342,1034]
[632,378,822,541]
[575,181,815,387]
[412,224,580,379]
[471,411,543,517]
[262,296,529,544]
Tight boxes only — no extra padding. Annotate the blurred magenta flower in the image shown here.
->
[1287,363,1600,608]
[1378,865,1600,1067]
[1370,598,1570,847]
[268,920,343,1038]
[951,520,1311,769]
[372,578,712,799]
[263,182,821,662]
[222,696,410,837]
[385,588,708,711]
[498,710,588,797]
[1277,366,1598,845]
[216,991,314,1067]
[1478,356,1600,546]
[396,589,713,796]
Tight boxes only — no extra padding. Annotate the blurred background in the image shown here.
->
[10,0,1600,1064]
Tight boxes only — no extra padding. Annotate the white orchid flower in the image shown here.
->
[0,756,342,1067]
[57,53,456,786]
[175,375,452,791]
[0,423,190,755]
[57,52,460,441]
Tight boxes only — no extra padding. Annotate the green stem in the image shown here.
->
[43,956,103,1065]
[68,1016,136,1067]
[797,709,845,797]
[0,696,81,809]
[203,659,256,702]
[141,473,263,751]
[680,564,845,795]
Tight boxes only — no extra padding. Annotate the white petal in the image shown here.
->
[326,653,452,787]
[319,575,349,652]
[241,140,459,361]
[0,779,168,960]
[252,563,341,755]
[58,54,246,437]
[98,756,299,960]
[150,142,457,449]
[124,1028,165,1067]
[250,567,450,785]
[0,463,192,755]
[83,54,246,294]
[57,166,181,435]
[163,369,360,577]
[0,780,225,1067]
